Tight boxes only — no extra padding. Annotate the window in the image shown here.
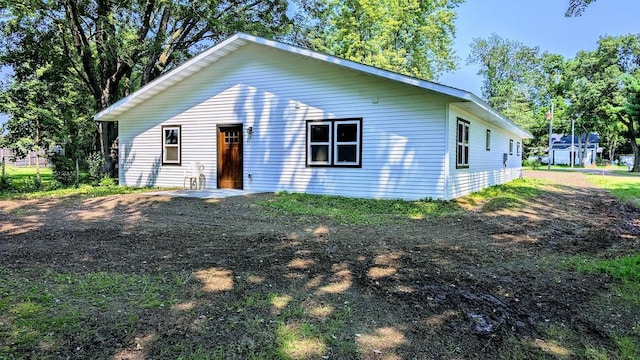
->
[307,119,362,167]
[516,142,521,156]
[509,139,514,155]
[162,125,181,165]
[486,129,491,151]
[456,118,470,168]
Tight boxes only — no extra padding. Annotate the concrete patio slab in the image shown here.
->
[143,189,260,199]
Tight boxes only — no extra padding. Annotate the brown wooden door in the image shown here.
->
[217,125,243,189]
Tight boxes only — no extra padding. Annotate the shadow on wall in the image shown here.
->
[233,84,439,199]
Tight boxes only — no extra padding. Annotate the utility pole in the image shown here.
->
[547,102,554,170]
[570,118,575,168]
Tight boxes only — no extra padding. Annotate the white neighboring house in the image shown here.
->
[550,133,600,166]
[94,33,532,200]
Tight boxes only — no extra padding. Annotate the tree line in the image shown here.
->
[467,33,640,170]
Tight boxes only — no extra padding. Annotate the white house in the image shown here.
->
[550,133,600,166]
[94,33,532,200]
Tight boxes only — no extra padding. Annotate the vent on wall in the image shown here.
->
[503,153,508,167]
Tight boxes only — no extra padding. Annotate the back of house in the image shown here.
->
[95,34,531,200]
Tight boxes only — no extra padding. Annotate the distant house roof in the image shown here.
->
[94,33,533,139]
[552,133,599,149]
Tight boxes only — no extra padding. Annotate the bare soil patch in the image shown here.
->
[1,170,639,358]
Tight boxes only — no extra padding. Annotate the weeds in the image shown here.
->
[258,192,459,224]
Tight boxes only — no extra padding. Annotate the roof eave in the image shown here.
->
[93,32,533,140]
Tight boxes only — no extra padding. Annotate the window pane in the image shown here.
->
[486,130,491,149]
[165,147,179,162]
[458,123,463,143]
[464,146,469,164]
[457,145,463,163]
[337,124,358,142]
[165,129,179,144]
[311,145,329,162]
[310,125,330,142]
[464,125,469,143]
[337,145,357,162]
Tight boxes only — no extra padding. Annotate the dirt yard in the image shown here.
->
[1,170,639,359]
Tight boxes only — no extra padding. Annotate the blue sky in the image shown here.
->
[440,0,640,96]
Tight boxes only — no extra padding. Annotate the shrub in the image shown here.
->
[98,175,117,187]
[0,175,12,191]
[87,152,104,181]
[21,176,42,191]
[523,159,541,170]
[50,154,76,185]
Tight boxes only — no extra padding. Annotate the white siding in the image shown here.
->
[446,105,524,199]
[118,45,451,200]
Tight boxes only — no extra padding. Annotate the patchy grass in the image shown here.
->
[0,269,182,357]
[258,192,460,224]
[569,254,640,283]
[259,178,545,224]
[459,177,544,211]
[588,175,640,208]
[565,254,640,358]
[0,165,159,200]
[1,183,160,200]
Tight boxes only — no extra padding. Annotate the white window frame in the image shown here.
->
[307,120,332,166]
[509,139,514,155]
[456,118,470,168]
[333,119,361,166]
[517,142,521,156]
[162,125,181,165]
[307,119,362,167]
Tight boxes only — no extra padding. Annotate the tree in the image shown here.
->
[566,0,598,16]
[564,35,640,171]
[306,0,464,80]
[467,34,560,149]
[1,0,292,174]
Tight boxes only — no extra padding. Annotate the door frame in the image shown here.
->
[216,123,243,189]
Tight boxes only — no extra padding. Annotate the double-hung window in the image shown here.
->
[516,142,521,156]
[307,119,362,167]
[509,139,514,155]
[456,118,470,168]
[162,125,181,165]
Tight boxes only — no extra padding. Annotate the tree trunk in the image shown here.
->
[631,140,640,172]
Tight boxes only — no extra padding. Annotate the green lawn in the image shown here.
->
[0,165,157,199]
[588,174,640,208]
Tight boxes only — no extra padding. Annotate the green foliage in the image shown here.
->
[523,158,542,169]
[87,152,104,181]
[1,0,293,168]
[0,174,12,191]
[49,154,76,186]
[305,0,464,80]
[259,192,459,224]
[98,175,117,187]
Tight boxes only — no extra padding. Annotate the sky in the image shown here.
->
[440,0,640,96]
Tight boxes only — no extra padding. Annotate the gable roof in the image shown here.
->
[94,33,532,139]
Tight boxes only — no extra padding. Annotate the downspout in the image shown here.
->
[443,103,451,200]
